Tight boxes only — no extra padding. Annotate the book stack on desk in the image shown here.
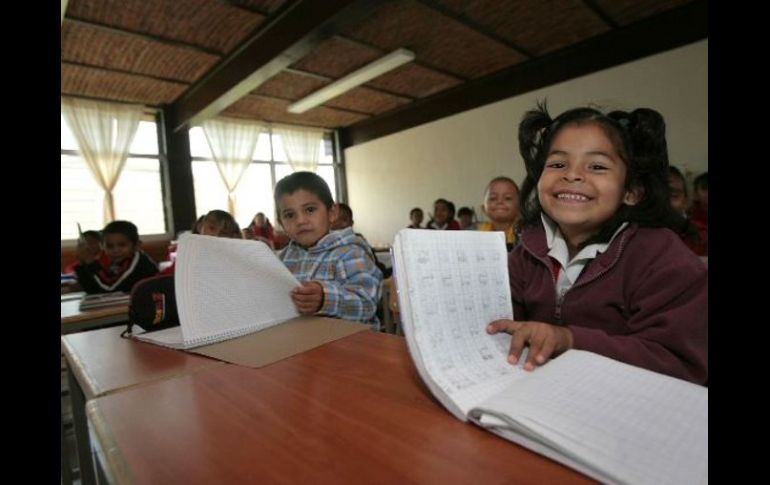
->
[79,292,131,311]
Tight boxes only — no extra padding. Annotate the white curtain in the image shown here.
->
[61,97,144,224]
[273,126,325,173]
[202,117,265,216]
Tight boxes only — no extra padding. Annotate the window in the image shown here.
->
[190,127,338,229]
[61,115,167,240]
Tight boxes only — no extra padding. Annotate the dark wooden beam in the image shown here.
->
[580,0,619,29]
[339,0,707,148]
[60,92,162,109]
[167,0,388,133]
[158,110,197,236]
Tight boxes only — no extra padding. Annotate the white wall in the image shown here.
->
[344,40,708,248]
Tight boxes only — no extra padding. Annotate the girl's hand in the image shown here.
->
[486,319,574,371]
[291,281,324,315]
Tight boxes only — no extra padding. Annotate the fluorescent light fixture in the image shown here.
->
[287,48,415,114]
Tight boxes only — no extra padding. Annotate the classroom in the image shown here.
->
[61,0,708,483]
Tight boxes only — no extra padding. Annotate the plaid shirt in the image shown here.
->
[279,227,383,324]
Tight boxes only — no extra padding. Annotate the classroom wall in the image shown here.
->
[344,39,708,248]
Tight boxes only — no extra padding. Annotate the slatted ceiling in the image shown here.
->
[436,0,610,56]
[62,64,188,106]
[222,95,368,128]
[61,23,219,84]
[252,71,329,100]
[66,0,265,54]
[290,36,383,79]
[365,63,462,98]
[229,0,291,14]
[593,0,694,26]
[324,86,412,114]
[340,0,526,79]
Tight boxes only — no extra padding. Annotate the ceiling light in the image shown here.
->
[287,48,415,114]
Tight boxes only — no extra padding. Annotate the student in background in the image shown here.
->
[275,172,383,325]
[242,212,275,248]
[426,198,460,230]
[200,210,242,239]
[64,230,109,274]
[668,166,707,256]
[75,220,158,294]
[487,103,707,385]
[689,172,708,235]
[331,202,392,279]
[191,215,205,234]
[457,207,477,230]
[476,176,521,250]
[407,207,424,228]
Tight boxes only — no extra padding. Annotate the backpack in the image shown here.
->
[122,274,180,337]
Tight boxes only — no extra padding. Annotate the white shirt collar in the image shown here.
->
[541,213,628,266]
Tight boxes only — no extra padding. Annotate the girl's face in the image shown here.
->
[537,123,638,246]
[433,203,450,224]
[483,180,519,224]
[201,217,224,237]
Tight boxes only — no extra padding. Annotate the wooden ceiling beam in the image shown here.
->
[166,0,387,132]
[339,0,707,148]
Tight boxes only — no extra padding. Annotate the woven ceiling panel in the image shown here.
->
[61,23,218,83]
[61,64,187,106]
[291,36,383,78]
[341,0,526,79]
[223,95,367,128]
[593,0,695,26]
[366,63,462,98]
[66,0,264,54]
[252,71,328,100]
[437,0,609,56]
[324,86,411,115]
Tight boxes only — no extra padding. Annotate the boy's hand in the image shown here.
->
[486,320,574,371]
[291,281,324,315]
[75,240,97,264]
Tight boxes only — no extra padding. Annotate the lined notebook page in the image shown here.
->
[470,350,708,485]
[137,234,300,349]
[393,229,527,420]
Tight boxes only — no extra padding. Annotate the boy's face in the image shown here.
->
[459,214,473,228]
[104,233,136,263]
[411,211,423,225]
[278,189,334,248]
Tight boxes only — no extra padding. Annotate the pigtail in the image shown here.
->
[518,101,554,226]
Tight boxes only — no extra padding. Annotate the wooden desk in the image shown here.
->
[61,294,129,334]
[62,326,225,484]
[87,332,591,484]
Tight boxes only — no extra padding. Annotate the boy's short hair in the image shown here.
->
[103,220,139,244]
[274,171,334,214]
[457,207,474,217]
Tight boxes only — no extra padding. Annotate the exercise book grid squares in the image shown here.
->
[397,230,527,415]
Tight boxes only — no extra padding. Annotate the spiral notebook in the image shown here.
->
[134,233,301,350]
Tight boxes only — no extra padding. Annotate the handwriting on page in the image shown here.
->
[402,231,526,414]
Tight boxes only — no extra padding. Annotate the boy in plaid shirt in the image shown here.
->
[275,172,383,325]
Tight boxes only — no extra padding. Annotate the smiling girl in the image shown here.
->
[487,103,707,385]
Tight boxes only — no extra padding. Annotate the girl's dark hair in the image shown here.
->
[103,220,139,244]
[518,101,681,247]
[204,210,242,238]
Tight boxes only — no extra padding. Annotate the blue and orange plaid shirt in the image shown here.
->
[279,227,383,325]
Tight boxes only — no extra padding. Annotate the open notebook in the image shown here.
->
[392,228,707,485]
[135,233,300,349]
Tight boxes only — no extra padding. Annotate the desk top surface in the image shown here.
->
[87,331,591,484]
[62,326,224,400]
[61,293,130,330]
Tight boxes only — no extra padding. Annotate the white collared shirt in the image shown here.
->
[541,214,628,301]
